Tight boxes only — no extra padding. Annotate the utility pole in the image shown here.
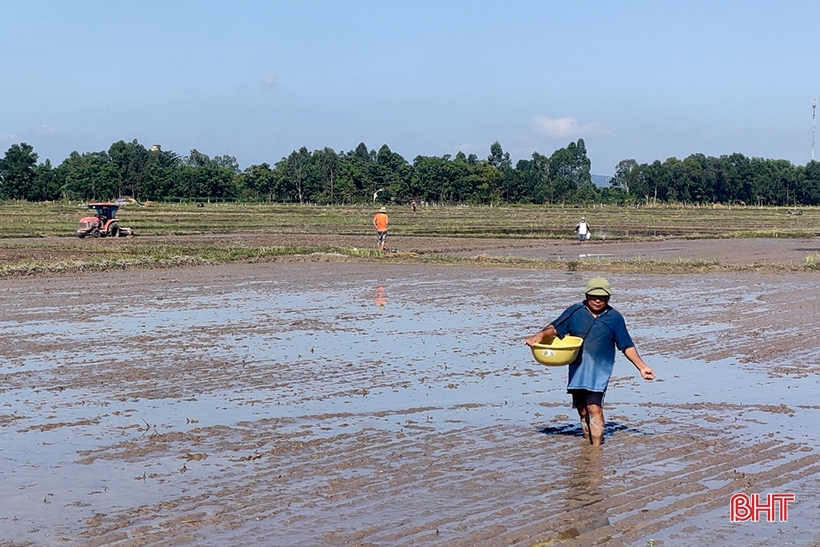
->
[813,99,817,162]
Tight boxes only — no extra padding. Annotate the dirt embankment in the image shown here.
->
[3,233,820,270]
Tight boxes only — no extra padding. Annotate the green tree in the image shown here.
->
[487,141,511,170]
[526,152,551,204]
[311,148,340,204]
[797,161,820,204]
[56,151,120,202]
[176,164,237,201]
[142,162,176,201]
[372,145,411,203]
[273,147,313,204]
[412,155,451,203]
[240,163,276,201]
[488,141,515,201]
[569,139,592,187]
[547,140,593,203]
[0,143,38,200]
[32,159,60,201]
[549,147,576,203]
[108,139,149,199]
[213,155,240,172]
[612,159,638,194]
[141,149,181,201]
[469,160,502,204]
[748,158,794,205]
[185,149,214,168]
[720,153,753,204]
[338,143,376,203]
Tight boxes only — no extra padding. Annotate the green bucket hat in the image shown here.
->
[584,277,613,296]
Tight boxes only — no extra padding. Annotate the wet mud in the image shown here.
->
[2,237,820,546]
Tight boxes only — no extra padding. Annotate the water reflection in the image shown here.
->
[566,446,603,506]
[374,285,387,308]
[557,446,611,540]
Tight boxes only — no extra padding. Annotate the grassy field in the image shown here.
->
[0,201,818,239]
[0,201,818,277]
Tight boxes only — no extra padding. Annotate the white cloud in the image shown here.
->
[34,125,58,137]
[532,116,607,140]
[260,74,278,88]
[1,132,15,142]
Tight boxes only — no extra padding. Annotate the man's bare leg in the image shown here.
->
[587,404,605,446]
[577,405,591,442]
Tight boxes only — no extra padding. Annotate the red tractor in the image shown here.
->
[76,203,133,238]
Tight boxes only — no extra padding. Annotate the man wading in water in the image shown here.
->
[525,277,655,446]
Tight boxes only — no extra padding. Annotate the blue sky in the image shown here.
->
[2,1,820,176]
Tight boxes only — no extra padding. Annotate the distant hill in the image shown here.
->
[592,174,611,187]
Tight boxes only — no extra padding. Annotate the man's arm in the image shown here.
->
[624,346,654,380]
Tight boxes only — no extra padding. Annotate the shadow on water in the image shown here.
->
[538,422,651,437]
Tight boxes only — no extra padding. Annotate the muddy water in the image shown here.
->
[1,263,820,546]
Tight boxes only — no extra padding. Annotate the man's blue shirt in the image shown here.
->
[551,302,634,392]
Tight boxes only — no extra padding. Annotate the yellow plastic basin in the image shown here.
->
[530,335,584,366]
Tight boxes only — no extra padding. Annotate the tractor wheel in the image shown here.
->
[109,224,120,238]
[91,228,101,238]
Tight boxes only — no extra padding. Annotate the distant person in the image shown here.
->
[411,200,417,213]
[373,206,389,251]
[575,217,591,242]
[524,277,654,446]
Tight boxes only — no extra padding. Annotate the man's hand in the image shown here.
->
[525,326,556,347]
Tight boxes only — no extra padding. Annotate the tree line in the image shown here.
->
[1,138,819,206]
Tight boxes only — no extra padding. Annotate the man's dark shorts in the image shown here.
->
[377,231,388,244]
[569,389,605,409]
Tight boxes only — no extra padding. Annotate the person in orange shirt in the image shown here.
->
[373,206,389,251]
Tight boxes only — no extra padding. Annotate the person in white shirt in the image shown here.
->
[575,217,591,242]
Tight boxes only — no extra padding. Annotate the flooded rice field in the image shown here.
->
[2,261,820,546]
